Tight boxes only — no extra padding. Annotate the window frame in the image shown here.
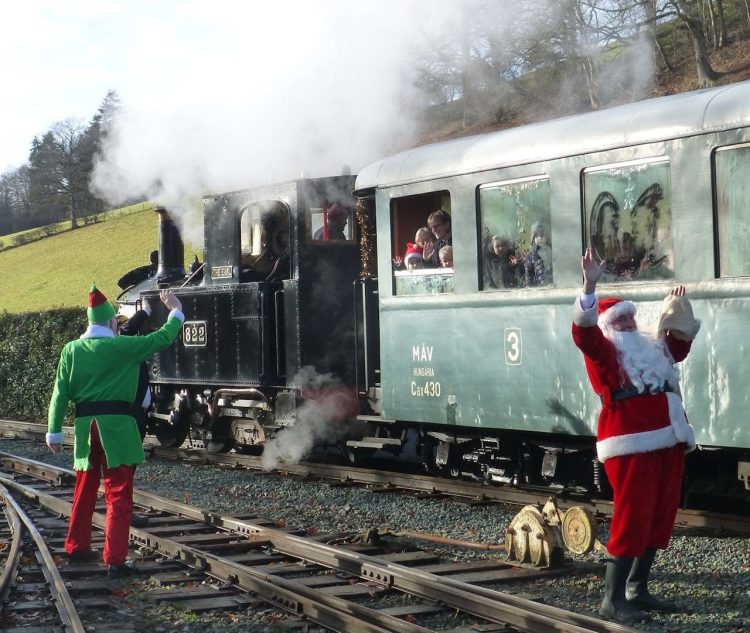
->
[712,142,750,279]
[582,156,674,284]
[477,174,552,292]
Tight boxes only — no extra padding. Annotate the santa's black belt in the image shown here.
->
[75,400,138,418]
[600,383,674,405]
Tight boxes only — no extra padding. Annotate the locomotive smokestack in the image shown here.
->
[155,207,185,280]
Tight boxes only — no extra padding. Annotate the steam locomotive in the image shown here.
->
[118,81,750,505]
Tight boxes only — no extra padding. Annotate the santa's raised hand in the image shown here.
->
[581,247,607,294]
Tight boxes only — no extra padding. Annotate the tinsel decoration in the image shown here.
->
[354,197,376,278]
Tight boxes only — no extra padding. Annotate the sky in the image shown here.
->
[0,1,460,206]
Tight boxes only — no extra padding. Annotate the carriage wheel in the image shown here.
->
[154,411,189,448]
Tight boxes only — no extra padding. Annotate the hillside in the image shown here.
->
[0,209,199,314]
[417,38,750,146]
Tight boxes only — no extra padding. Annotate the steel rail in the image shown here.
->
[2,419,749,533]
[0,454,642,633]
[0,481,86,633]
[0,471,434,633]
[0,488,24,611]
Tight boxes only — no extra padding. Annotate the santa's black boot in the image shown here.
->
[626,548,678,612]
[600,557,649,624]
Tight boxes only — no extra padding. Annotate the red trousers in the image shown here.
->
[603,445,685,558]
[64,422,134,566]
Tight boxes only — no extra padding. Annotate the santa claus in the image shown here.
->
[572,248,700,623]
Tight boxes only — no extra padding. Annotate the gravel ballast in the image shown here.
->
[1,439,748,633]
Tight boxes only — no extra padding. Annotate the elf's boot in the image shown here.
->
[600,557,649,623]
[626,548,678,612]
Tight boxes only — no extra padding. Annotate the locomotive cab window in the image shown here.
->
[715,144,750,278]
[239,201,290,282]
[310,201,354,242]
[479,176,552,291]
[391,191,453,296]
[583,159,674,282]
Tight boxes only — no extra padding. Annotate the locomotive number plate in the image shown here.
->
[183,320,208,347]
[211,265,233,279]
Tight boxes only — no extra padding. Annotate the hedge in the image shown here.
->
[0,308,87,421]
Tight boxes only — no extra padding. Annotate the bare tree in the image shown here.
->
[666,0,720,86]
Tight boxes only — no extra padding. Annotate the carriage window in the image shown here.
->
[715,145,750,277]
[391,191,453,296]
[584,159,674,282]
[310,201,354,241]
[239,201,290,282]
[479,176,552,290]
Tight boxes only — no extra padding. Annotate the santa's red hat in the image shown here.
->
[597,296,636,329]
[403,243,423,266]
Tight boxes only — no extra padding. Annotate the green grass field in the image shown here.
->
[0,208,201,314]
[0,202,156,251]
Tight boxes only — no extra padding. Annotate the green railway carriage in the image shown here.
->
[354,81,750,495]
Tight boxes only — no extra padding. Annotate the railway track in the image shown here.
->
[2,418,748,536]
[0,451,646,633]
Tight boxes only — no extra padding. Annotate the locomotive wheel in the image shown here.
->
[561,506,597,555]
[154,412,189,448]
[206,417,234,453]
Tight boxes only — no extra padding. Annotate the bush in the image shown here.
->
[0,308,87,422]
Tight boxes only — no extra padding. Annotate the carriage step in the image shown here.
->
[346,437,402,449]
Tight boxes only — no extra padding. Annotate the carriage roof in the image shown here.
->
[355,80,750,191]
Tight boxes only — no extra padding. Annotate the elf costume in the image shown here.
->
[47,284,184,567]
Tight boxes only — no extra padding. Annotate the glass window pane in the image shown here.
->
[479,177,552,290]
[310,202,354,241]
[239,202,290,282]
[584,160,674,283]
[394,269,455,295]
[391,192,453,296]
[716,145,750,277]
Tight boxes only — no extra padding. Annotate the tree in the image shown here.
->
[29,119,92,229]
[0,166,33,235]
[665,0,720,86]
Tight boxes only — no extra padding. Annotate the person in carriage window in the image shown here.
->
[314,202,348,240]
[484,235,523,289]
[525,221,552,286]
[423,209,451,267]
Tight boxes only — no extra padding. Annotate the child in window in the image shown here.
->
[439,245,453,269]
[404,243,425,271]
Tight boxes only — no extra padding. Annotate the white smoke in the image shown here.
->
[90,1,461,209]
[84,0,657,245]
[261,365,356,470]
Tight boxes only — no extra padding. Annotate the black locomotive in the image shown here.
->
[117,174,378,456]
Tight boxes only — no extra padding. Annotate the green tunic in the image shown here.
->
[48,315,183,471]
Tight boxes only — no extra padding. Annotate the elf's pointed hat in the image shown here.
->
[87,283,116,324]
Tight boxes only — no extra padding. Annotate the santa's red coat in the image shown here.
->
[572,297,696,462]
[572,295,699,556]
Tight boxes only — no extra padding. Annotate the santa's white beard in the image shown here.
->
[603,328,679,393]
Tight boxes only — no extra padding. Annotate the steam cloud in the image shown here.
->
[261,365,355,470]
[90,2,461,214]
[84,1,655,247]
